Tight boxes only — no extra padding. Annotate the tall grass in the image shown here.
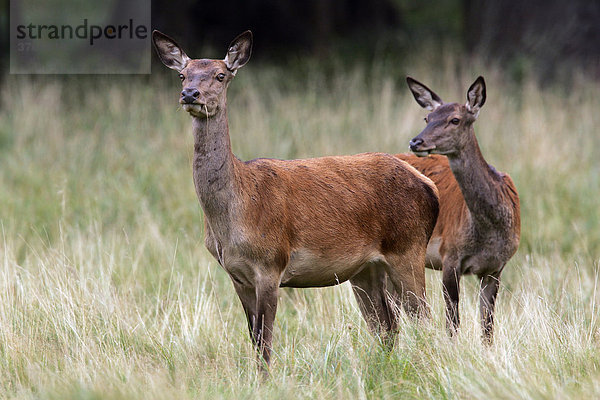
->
[0,54,599,398]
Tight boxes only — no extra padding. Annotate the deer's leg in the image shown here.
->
[479,273,500,345]
[383,247,430,319]
[253,279,279,368]
[442,263,461,337]
[233,275,279,370]
[233,283,258,344]
[350,262,397,347]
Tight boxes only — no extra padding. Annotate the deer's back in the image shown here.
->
[241,152,438,244]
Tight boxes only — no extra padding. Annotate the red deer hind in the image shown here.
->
[397,76,521,344]
[152,30,439,370]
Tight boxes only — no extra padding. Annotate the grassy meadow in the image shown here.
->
[0,53,599,398]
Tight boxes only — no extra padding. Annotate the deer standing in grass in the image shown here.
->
[397,77,520,343]
[152,30,439,369]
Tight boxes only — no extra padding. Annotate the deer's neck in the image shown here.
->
[447,130,505,229]
[191,108,241,225]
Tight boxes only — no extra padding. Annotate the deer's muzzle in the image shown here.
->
[181,87,201,104]
[409,137,436,156]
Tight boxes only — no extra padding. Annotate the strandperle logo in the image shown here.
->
[15,19,148,46]
[10,0,151,74]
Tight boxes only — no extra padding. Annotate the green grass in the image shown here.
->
[0,54,599,398]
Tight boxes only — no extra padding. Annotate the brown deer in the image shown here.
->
[152,30,440,369]
[397,76,520,344]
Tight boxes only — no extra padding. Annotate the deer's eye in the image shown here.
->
[450,118,460,125]
[216,73,226,82]
[179,74,185,81]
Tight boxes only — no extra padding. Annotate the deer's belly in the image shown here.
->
[280,248,382,288]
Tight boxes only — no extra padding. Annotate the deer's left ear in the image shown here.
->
[224,31,253,74]
[466,76,486,117]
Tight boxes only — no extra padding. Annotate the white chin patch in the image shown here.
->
[182,104,215,117]
[413,151,431,157]
[182,104,203,114]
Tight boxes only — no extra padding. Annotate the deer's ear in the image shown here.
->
[152,30,190,72]
[406,77,443,111]
[466,76,486,117]
[224,31,252,74]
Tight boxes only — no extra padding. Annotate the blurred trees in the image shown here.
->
[464,0,600,81]
[150,0,599,79]
[151,0,402,56]
[1,0,598,79]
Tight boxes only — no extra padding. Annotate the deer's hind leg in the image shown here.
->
[383,245,430,319]
[350,262,398,346]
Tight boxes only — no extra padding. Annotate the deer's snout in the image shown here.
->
[409,136,436,157]
[181,87,201,104]
[409,137,425,152]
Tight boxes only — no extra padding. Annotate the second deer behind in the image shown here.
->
[398,76,521,344]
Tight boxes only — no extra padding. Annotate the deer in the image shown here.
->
[396,76,521,344]
[152,30,440,370]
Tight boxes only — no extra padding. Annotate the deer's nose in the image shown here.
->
[409,137,424,151]
[181,87,200,104]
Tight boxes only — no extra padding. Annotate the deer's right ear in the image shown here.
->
[224,31,253,74]
[466,76,486,117]
[406,77,443,111]
[152,30,190,72]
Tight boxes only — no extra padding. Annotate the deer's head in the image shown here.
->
[406,76,486,157]
[152,30,252,118]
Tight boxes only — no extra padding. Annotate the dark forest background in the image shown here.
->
[1,0,599,81]
[151,0,599,81]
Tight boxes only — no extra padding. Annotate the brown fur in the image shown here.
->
[402,76,521,343]
[396,154,520,271]
[153,30,440,370]
[209,154,440,291]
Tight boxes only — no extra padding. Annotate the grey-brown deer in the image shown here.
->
[152,30,439,370]
[397,76,520,344]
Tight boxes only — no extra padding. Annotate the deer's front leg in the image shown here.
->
[479,272,500,345]
[442,262,461,337]
[233,283,257,344]
[233,273,279,370]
